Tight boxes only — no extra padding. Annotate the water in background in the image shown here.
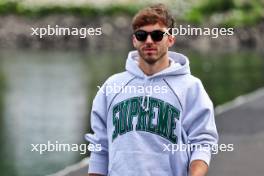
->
[0,49,263,176]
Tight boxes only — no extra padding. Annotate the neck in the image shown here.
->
[138,53,170,76]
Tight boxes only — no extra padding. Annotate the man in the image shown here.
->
[86,3,218,176]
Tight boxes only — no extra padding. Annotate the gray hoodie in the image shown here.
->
[85,50,218,176]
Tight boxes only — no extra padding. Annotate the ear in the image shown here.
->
[167,35,175,47]
[132,35,137,48]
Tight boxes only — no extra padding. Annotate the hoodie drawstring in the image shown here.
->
[141,78,153,111]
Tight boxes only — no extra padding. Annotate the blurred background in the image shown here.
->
[0,0,264,175]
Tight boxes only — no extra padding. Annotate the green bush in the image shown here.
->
[0,1,141,17]
[184,8,204,25]
[0,0,263,26]
[198,0,235,15]
[184,0,264,26]
[0,1,17,14]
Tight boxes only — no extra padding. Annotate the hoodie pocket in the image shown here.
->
[109,151,173,176]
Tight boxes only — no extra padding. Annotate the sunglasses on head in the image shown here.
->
[134,30,166,42]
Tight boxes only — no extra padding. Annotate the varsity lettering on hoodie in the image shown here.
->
[85,50,218,176]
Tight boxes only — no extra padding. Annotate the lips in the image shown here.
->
[144,49,156,51]
[143,49,157,56]
[143,48,157,52]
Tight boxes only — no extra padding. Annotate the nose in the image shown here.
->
[145,34,154,44]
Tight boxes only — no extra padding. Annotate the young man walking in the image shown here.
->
[86,4,218,176]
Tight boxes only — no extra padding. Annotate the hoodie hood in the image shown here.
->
[125,50,191,79]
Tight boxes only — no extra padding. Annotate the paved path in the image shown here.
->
[209,88,264,175]
[51,88,264,176]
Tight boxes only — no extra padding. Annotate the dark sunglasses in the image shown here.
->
[134,30,166,42]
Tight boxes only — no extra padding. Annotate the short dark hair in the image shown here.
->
[132,3,174,31]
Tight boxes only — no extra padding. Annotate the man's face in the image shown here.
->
[132,23,175,65]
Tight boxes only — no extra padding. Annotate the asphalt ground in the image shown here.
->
[209,88,264,175]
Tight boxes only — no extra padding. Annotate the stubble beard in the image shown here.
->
[138,48,166,65]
